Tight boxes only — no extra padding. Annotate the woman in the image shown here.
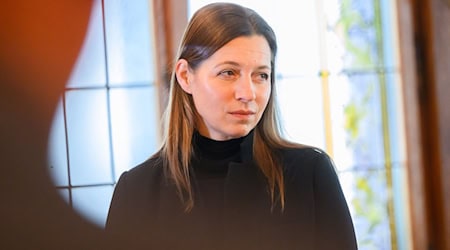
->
[106,2,357,250]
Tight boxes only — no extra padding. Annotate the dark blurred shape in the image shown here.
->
[0,1,126,249]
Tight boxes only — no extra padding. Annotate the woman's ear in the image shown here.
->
[175,59,192,94]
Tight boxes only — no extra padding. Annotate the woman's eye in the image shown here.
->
[255,73,270,82]
[260,73,269,80]
[218,70,238,79]
[219,70,234,76]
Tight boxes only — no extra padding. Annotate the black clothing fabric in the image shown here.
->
[105,132,358,250]
[190,131,243,242]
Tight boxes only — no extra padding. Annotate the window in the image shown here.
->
[48,0,411,249]
[47,0,159,227]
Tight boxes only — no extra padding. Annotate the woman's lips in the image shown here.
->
[229,110,255,119]
[230,110,255,115]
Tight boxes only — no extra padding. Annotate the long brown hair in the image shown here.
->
[159,2,298,212]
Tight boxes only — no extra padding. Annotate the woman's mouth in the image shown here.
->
[229,110,255,119]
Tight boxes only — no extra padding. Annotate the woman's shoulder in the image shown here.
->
[279,144,330,163]
[277,144,335,176]
[118,152,165,184]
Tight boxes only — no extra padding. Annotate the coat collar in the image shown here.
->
[159,130,269,213]
[224,130,271,210]
[238,129,255,163]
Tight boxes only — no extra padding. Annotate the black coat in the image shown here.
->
[105,134,358,250]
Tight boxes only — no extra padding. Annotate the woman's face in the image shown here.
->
[176,35,272,141]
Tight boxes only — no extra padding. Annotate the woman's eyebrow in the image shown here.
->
[215,61,271,70]
[215,61,240,67]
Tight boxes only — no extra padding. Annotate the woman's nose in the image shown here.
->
[235,76,256,102]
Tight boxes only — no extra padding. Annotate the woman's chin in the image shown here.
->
[222,128,253,140]
[200,125,255,141]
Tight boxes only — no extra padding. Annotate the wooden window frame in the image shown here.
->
[396,0,450,249]
[152,0,188,119]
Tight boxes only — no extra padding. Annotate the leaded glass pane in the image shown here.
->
[277,76,326,150]
[110,87,160,181]
[57,188,70,205]
[379,0,399,69]
[67,0,106,88]
[323,0,380,72]
[270,1,321,76]
[339,169,392,249]
[391,164,411,250]
[104,0,154,86]
[385,73,406,164]
[65,89,113,186]
[329,73,385,172]
[71,186,114,228]
[48,99,69,187]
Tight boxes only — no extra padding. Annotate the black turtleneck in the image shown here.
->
[106,129,358,249]
[191,131,245,210]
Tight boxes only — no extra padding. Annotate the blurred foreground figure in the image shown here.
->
[0,1,133,249]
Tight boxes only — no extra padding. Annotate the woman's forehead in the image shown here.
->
[207,36,271,66]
